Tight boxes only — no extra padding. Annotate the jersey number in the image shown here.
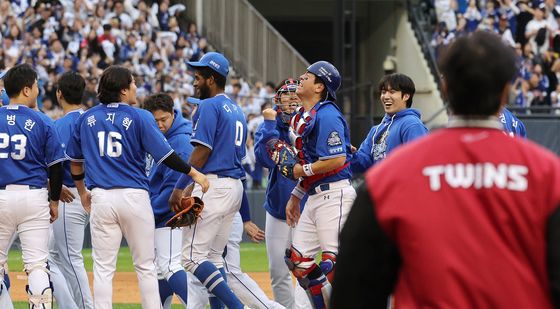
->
[234,121,243,146]
[97,131,122,157]
[0,133,27,160]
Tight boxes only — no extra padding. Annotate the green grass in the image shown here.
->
[13,303,186,308]
[8,242,269,273]
[10,243,269,308]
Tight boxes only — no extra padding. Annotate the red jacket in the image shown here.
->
[332,121,560,309]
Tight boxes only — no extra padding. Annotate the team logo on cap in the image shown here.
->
[318,67,332,83]
[209,60,221,70]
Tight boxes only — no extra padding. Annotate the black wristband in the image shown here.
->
[72,173,85,181]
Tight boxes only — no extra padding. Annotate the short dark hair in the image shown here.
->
[57,71,85,105]
[312,74,328,101]
[197,66,226,89]
[3,64,37,98]
[143,93,174,114]
[378,73,416,108]
[439,31,516,116]
[97,65,133,104]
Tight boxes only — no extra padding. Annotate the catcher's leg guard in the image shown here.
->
[26,285,53,309]
[319,251,336,283]
[285,247,331,309]
[25,263,52,309]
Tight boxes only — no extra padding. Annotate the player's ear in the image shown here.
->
[402,93,410,103]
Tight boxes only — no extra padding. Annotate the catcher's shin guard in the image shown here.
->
[319,251,336,283]
[298,265,332,309]
[26,285,53,309]
[285,248,331,309]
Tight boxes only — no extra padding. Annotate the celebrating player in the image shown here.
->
[65,65,208,309]
[333,31,560,308]
[276,61,356,308]
[351,73,428,173]
[144,93,192,308]
[48,71,93,309]
[254,78,310,308]
[0,64,65,308]
[169,52,247,309]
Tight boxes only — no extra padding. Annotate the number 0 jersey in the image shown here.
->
[0,104,65,187]
[191,94,247,179]
[66,103,173,190]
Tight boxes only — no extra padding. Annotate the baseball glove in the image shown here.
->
[266,139,297,166]
[165,196,204,228]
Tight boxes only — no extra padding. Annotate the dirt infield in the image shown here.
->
[10,271,274,304]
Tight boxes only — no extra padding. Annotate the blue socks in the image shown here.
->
[168,271,188,304]
[193,261,243,309]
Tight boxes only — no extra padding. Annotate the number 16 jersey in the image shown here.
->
[65,103,173,190]
[0,105,65,187]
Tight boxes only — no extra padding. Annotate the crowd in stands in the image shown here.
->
[430,0,560,114]
[0,0,277,188]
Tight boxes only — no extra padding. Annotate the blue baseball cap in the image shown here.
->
[187,97,200,105]
[0,89,9,106]
[187,52,229,77]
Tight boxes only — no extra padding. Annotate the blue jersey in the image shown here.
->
[66,103,173,190]
[147,111,194,228]
[191,94,247,178]
[300,101,352,190]
[254,116,305,220]
[500,108,527,138]
[351,108,428,173]
[54,109,84,187]
[0,105,65,187]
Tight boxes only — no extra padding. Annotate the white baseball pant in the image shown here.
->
[155,227,187,308]
[292,180,356,262]
[0,185,51,307]
[265,213,311,309]
[49,227,79,309]
[89,188,160,309]
[50,188,92,309]
[182,176,243,272]
[224,213,285,309]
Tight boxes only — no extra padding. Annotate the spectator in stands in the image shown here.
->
[464,0,482,32]
[525,4,550,55]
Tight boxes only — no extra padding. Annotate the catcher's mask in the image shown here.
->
[274,78,300,123]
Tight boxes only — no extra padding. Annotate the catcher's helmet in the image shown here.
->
[307,61,341,100]
[274,78,299,103]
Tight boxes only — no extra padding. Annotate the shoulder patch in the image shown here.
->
[327,131,342,146]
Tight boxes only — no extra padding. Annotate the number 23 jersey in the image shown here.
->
[0,105,65,187]
[66,103,173,190]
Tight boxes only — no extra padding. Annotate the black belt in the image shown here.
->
[0,185,43,190]
[308,183,331,196]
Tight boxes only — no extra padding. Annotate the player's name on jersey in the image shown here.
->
[422,163,528,192]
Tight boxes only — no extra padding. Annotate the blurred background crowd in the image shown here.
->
[0,0,279,188]
[429,0,560,114]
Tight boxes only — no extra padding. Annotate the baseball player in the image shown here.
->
[254,78,311,309]
[46,71,93,309]
[65,65,209,309]
[351,73,428,173]
[0,73,13,309]
[169,52,246,309]
[500,107,527,137]
[0,64,65,308]
[333,31,560,309]
[144,93,192,308]
[276,61,356,309]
